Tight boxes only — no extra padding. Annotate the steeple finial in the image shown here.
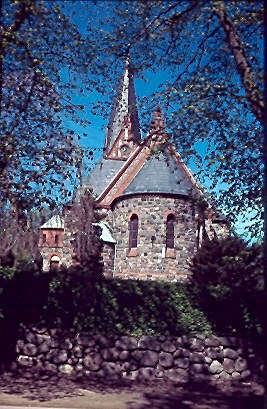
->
[104,58,141,153]
[150,104,165,132]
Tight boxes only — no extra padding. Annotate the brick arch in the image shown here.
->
[49,253,61,271]
[128,211,141,221]
[164,210,176,221]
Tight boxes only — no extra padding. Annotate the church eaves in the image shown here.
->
[104,59,141,153]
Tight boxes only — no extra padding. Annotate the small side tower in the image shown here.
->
[39,215,64,271]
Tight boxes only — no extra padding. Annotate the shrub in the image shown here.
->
[45,266,212,336]
[189,236,264,338]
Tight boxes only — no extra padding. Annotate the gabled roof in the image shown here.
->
[121,148,197,197]
[40,215,64,229]
[83,158,125,197]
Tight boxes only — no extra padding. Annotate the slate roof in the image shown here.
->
[121,150,198,198]
[40,215,64,229]
[84,158,125,197]
[93,222,116,243]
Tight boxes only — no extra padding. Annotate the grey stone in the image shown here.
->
[119,350,130,361]
[122,361,138,371]
[209,360,223,374]
[17,355,35,367]
[158,351,174,369]
[137,367,156,381]
[189,352,205,363]
[174,357,189,369]
[235,357,247,372]
[44,362,58,373]
[53,350,68,364]
[190,363,205,374]
[140,351,158,367]
[131,350,143,361]
[127,370,139,381]
[218,371,231,379]
[138,336,161,351]
[23,343,37,357]
[223,348,239,360]
[62,338,73,350]
[165,368,189,383]
[189,338,204,351]
[101,347,119,361]
[59,364,74,375]
[38,340,51,354]
[77,333,95,347]
[232,371,241,378]
[101,361,122,377]
[223,358,235,374]
[173,348,189,358]
[35,334,51,345]
[25,331,36,344]
[161,340,176,353]
[204,336,220,347]
[115,336,138,351]
[73,345,83,358]
[206,347,223,360]
[240,369,251,380]
[83,353,102,371]
[95,334,113,347]
[16,339,24,354]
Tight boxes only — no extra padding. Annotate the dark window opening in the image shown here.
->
[129,214,138,249]
[42,234,46,244]
[55,234,59,246]
[166,214,175,249]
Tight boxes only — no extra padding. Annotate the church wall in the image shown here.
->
[105,194,198,281]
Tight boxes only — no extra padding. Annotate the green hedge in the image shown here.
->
[45,266,212,336]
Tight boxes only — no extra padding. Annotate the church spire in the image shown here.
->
[104,58,141,154]
[150,103,165,132]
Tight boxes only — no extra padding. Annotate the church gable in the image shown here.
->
[105,115,139,160]
[97,133,203,207]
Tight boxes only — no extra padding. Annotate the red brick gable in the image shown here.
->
[105,115,139,161]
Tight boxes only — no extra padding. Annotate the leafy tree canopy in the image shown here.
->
[80,0,263,240]
[1,0,264,242]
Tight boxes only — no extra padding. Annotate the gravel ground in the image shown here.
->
[0,371,264,409]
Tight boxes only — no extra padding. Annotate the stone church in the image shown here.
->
[39,61,229,280]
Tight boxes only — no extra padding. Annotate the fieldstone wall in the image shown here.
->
[106,194,198,281]
[16,327,262,383]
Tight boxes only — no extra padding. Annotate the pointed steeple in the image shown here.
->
[104,58,141,153]
[150,104,165,132]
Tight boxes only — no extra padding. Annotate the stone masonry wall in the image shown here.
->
[105,195,198,281]
[16,326,262,383]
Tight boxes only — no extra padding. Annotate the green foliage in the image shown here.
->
[189,236,264,338]
[45,268,212,336]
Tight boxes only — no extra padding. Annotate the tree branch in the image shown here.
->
[213,0,264,124]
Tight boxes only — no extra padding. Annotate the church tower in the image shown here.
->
[104,59,141,160]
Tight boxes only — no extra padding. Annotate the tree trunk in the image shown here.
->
[214,1,264,124]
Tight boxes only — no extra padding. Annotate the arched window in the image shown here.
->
[50,255,60,271]
[166,214,175,249]
[129,214,138,249]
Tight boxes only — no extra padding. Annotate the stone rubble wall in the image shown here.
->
[16,327,262,383]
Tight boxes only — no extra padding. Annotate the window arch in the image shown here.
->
[166,214,175,249]
[129,214,139,249]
